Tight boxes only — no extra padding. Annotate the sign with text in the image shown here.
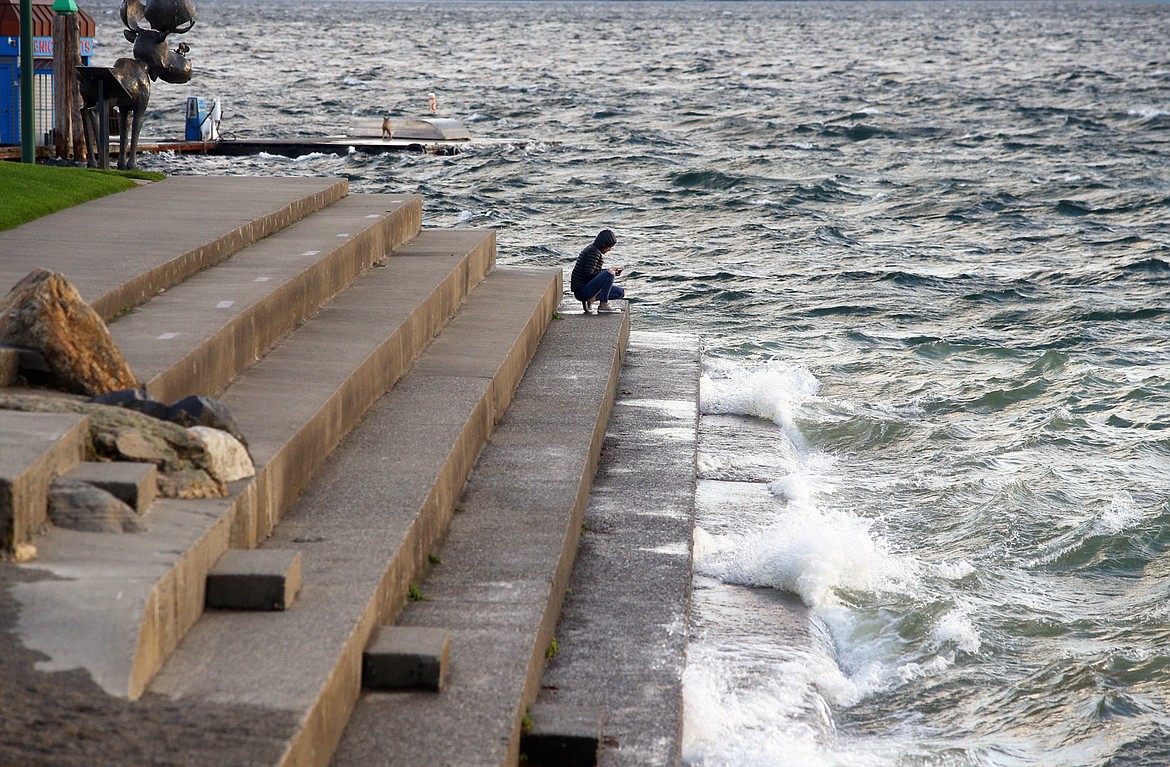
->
[28,36,95,59]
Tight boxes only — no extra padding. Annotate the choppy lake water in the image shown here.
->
[95,1,1170,763]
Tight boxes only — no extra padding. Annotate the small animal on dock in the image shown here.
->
[381,116,391,139]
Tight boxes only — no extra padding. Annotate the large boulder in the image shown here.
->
[0,269,138,395]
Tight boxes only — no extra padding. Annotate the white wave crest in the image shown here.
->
[933,604,982,655]
[683,643,886,767]
[700,358,819,451]
[1128,107,1170,119]
[696,359,914,607]
[931,559,976,580]
[1092,491,1144,536]
[694,499,916,608]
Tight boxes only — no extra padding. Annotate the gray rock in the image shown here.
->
[171,396,248,449]
[48,479,144,533]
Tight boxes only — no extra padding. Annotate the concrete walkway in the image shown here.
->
[535,332,700,767]
[0,175,346,320]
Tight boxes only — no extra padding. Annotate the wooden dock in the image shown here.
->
[0,117,542,162]
[0,136,478,162]
[191,135,474,157]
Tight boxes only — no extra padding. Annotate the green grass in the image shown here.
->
[0,162,164,232]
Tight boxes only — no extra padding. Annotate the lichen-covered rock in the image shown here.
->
[112,428,167,464]
[0,392,226,499]
[49,479,144,533]
[156,468,229,500]
[189,426,255,483]
[0,269,138,395]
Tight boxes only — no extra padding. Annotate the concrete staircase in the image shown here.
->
[0,176,633,767]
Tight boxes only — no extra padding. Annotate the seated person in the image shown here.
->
[571,229,624,314]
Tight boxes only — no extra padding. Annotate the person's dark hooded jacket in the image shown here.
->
[571,229,617,298]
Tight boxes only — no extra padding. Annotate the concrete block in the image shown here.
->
[362,626,451,692]
[62,461,158,515]
[206,549,301,611]
[521,704,603,767]
[0,411,89,553]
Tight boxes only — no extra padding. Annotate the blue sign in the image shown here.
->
[5,36,96,59]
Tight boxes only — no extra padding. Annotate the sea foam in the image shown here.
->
[933,603,983,655]
[1092,491,1144,536]
[683,640,898,767]
[700,358,819,452]
[695,498,913,609]
[695,359,916,608]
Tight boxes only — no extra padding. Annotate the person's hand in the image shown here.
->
[610,267,622,276]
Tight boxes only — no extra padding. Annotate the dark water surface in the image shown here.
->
[96,1,1170,763]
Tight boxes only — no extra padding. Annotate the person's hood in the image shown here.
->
[594,229,617,249]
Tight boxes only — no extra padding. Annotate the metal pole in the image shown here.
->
[19,0,35,163]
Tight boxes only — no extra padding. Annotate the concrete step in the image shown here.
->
[206,549,303,611]
[148,266,564,767]
[0,411,90,554]
[110,194,421,403]
[6,226,497,700]
[535,333,700,767]
[222,227,498,548]
[330,299,630,767]
[0,176,348,322]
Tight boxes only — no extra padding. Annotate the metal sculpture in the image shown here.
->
[79,0,195,169]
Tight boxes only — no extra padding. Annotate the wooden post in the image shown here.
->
[68,16,85,163]
[53,15,70,159]
[52,13,85,162]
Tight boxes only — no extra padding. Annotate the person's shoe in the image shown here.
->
[596,304,622,314]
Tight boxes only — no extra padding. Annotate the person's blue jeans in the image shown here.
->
[576,271,625,304]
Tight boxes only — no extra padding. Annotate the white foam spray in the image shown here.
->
[700,358,819,451]
[696,359,917,607]
[688,358,972,766]
[1092,491,1145,536]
